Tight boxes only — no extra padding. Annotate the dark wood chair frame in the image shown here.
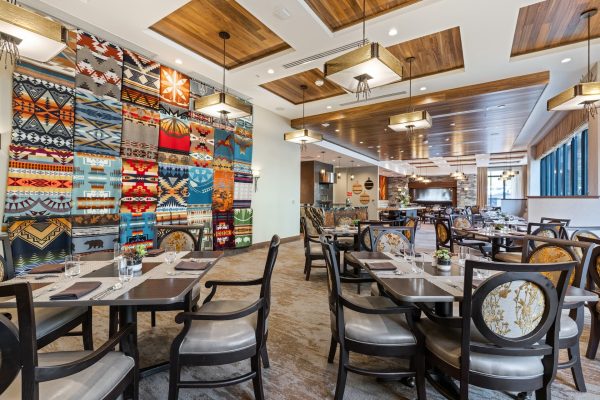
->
[416,259,576,400]
[540,217,571,227]
[521,236,596,392]
[577,236,600,360]
[492,222,568,260]
[168,235,280,400]
[448,214,491,257]
[0,282,137,400]
[301,217,326,281]
[1,235,94,351]
[321,237,424,400]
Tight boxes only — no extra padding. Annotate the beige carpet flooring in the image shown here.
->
[44,225,600,399]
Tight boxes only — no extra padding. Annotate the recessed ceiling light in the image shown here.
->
[326,105,332,109]
[423,140,429,144]
[419,86,427,91]
[429,145,433,148]
[450,123,455,127]
[388,27,398,36]
[376,145,381,148]
[400,150,404,153]
[267,68,275,74]
[390,156,394,159]
[322,123,330,127]
[368,146,374,149]
[445,138,450,141]
[418,134,423,138]
[359,141,364,144]
[377,150,381,153]
[175,58,183,65]
[335,129,339,132]
[561,57,572,64]
[315,79,324,86]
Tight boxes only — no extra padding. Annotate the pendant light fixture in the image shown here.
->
[323,0,403,100]
[0,0,67,66]
[547,8,600,118]
[388,57,432,133]
[284,84,323,149]
[336,156,342,179]
[195,31,252,123]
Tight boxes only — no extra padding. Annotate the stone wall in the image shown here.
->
[386,175,477,206]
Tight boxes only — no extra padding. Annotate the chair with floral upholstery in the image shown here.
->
[371,227,415,253]
[449,214,491,256]
[576,236,600,360]
[521,235,597,392]
[156,225,203,252]
[435,218,453,251]
[416,258,577,399]
[403,217,419,244]
[495,222,567,262]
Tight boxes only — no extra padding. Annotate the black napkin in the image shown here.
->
[50,282,101,300]
[175,261,210,271]
[365,262,396,271]
[29,263,64,274]
[145,249,165,257]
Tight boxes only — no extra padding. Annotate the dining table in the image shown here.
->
[0,250,223,384]
[322,226,360,251]
[346,250,598,397]
[453,226,528,259]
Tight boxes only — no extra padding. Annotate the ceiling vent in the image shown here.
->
[273,6,292,20]
[283,40,369,69]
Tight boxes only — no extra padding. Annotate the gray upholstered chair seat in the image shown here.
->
[417,319,544,379]
[309,243,322,254]
[179,300,259,355]
[0,351,134,400]
[494,252,522,262]
[559,312,578,339]
[338,295,416,346]
[0,306,87,339]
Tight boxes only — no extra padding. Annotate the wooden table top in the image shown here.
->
[0,251,223,308]
[347,251,598,304]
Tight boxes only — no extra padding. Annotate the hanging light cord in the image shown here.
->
[222,35,226,93]
[302,88,306,129]
[362,0,366,46]
[587,11,591,82]
[408,59,413,112]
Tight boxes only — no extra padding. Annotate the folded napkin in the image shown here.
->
[29,263,65,274]
[175,261,210,271]
[146,249,165,257]
[366,262,396,271]
[353,251,392,260]
[50,282,101,300]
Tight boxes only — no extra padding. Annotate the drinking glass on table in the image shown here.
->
[413,252,424,274]
[64,255,81,278]
[458,246,468,267]
[165,246,177,264]
[118,256,133,283]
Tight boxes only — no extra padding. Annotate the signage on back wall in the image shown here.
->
[5,28,254,273]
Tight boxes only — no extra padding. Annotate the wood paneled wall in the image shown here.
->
[533,110,588,159]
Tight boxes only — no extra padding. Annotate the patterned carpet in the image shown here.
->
[44,225,600,399]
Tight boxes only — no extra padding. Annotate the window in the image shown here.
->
[540,129,588,196]
[487,169,521,207]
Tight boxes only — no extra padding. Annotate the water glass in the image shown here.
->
[413,253,424,274]
[165,247,177,264]
[405,244,415,263]
[64,255,81,278]
[113,242,121,261]
[118,257,133,283]
[458,246,468,267]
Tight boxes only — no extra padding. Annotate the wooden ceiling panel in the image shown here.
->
[305,0,421,32]
[150,0,291,69]
[260,69,346,104]
[386,27,464,79]
[291,72,549,160]
[511,0,600,57]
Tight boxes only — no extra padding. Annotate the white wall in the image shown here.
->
[333,166,379,219]
[251,106,300,243]
[0,56,15,226]
[528,198,600,226]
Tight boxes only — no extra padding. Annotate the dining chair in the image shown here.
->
[0,281,137,400]
[540,217,571,226]
[403,217,419,243]
[435,217,453,251]
[301,217,326,281]
[449,214,490,256]
[416,258,577,400]
[577,236,600,360]
[0,241,94,351]
[321,237,424,400]
[168,235,280,400]
[155,226,204,252]
[571,230,600,258]
[521,235,596,392]
[495,222,567,262]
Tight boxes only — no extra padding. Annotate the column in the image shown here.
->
[0,55,15,226]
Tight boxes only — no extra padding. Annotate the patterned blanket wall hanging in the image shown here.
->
[72,152,122,214]
[234,208,252,248]
[120,158,158,213]
[121,103,159,161]
[121,49,160,109]
[119,212,155,250]
[72,214,119,255]
[213,210,234,250]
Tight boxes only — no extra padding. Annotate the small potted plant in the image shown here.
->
[123,244,147,272]
[434,249,452,271]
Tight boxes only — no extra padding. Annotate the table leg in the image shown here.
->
[427,302,460,398]
[119,305,139,400]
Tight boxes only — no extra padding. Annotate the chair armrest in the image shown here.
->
[175,298,263,323]
[35,323,134,382]
[340,295,414,314]
[203,278,263,303]
[307,236,321,244]
[563,301,584,309]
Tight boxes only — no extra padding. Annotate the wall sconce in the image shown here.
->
[252,169,260,192]
[350,174,355,180]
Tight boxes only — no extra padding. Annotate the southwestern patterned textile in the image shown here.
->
[157,151,190,166]
[72,214,119,255]
[213,170,234,212]
[120,159,158,213]
[188,167,213,206]
[157,163,189,213]
[74,88,122,156]
[121,103,159,161]
[75,30,123,99]
[233,173,252,209]
[189,119,214,168]
[213,211,235,250]
[234,208,252,248]
[213,128,234,171]
[72,152,122,214]
[159,103,190,154]
[187,206,213,251]
[5,160,73,219]
[119,212,155,250]
[12,73,74,152]
[234,119,252,174]
[159,65,190,110]
[8,217,71,275]
[9,145,73,165]
[121,49,160,109]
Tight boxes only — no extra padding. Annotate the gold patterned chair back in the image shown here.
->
[374,229,411,253]
[452,216,472,229]
[572,230,600,258]
[404,218,416,241]
[435,219,450,247]
[159,231,195,252]
[527,244,578,285]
